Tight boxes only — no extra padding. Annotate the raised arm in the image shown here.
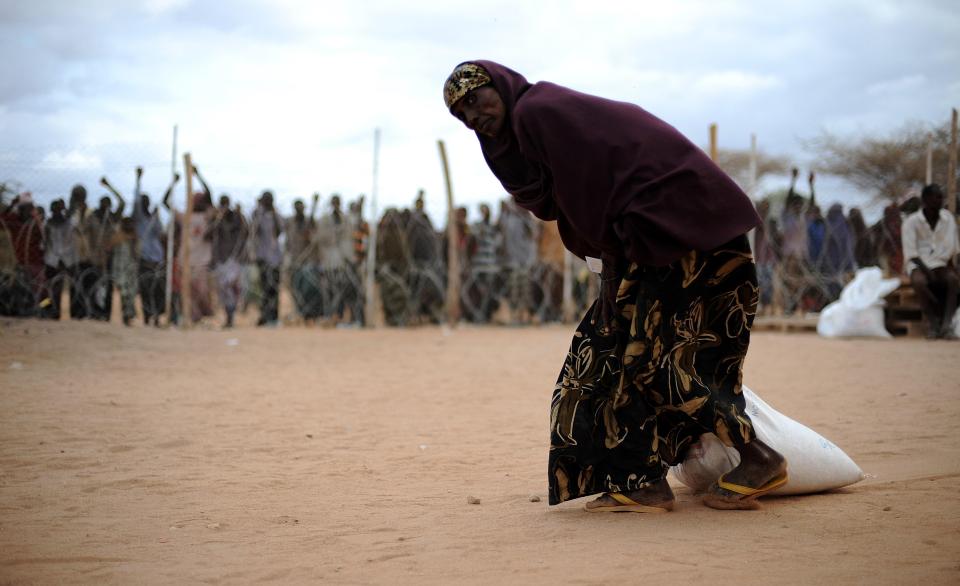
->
[3,194,21,216]
[808,171,816,208]
[192,164,212,201]
[100,176,126,216]
[309,193,320,224]
[100,176,122,201]
[162,173,180,211]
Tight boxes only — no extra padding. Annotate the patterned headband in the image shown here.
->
[443,63,492,110]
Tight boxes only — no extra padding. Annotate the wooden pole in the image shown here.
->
[562,249,574,323]
[180,153,195,329]
[948,108,958,215]
[748,133,758,200]
[437,140,461,324]
[709,123,718,162]
[925,138,933,185]
[165,125,177,324]
[364,128,381,328]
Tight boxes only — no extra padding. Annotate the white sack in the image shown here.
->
[670,385,864,496]
[817,266,901,338]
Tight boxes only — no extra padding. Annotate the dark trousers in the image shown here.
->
[139,260,166,321]
[70,262,93,318]
[78,263,112,321]
[910,266,960,332]
[258,260,280,324]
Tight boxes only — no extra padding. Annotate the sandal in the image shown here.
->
[584,492,674,513]
[702,471,789,510]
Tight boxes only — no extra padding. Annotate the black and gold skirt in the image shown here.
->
[549,235,759,505]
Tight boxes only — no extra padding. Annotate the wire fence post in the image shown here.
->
[180,152,194,329]
[165,125,177,324]
[948,108,957,216]
[437,140,460,324]
[364,128,380,328]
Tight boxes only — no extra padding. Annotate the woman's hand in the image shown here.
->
[592,254,625,333]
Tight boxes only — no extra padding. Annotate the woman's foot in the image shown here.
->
[703,439,787,510]
[584,478,675,513]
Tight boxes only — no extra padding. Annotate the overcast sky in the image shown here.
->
[1,0,957,223]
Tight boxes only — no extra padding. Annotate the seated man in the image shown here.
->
[902,184,960,339]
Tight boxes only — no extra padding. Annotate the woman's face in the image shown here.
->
[451,86,506,138]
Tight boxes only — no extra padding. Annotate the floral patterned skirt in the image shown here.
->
[549,235,758,505]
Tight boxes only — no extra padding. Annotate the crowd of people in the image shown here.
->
[0,166,595,328]
[1,165,956,333]
[754,168,931,315]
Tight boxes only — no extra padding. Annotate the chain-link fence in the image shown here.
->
[0,153,935,329]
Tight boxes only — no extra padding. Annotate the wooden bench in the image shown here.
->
[884,280,925,337]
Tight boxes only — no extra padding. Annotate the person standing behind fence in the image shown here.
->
[820,204,855,301]
[498,198,537,323]
[82,184,125,320]
[252,191,283,326]
[68,185,92,318]
[134,167,178,327]
[467,203,500,322]
[847,207,876,269]
[211,194,249,328]
[902,184,959,340]
[753,199,781,315]
[0,195,17,315]
[186,166,217,324]
[316,194,357,324]
[286,194,320,322]
[41,198,79,319]
[349,196,368,268]
[2,194,46,316]
[780,169,811,314]
[873,203,904,276]
[406,191,443,324]
[110,217,138,326]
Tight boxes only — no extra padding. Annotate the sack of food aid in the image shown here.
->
[670,386,864,495]
[816,267,901,338]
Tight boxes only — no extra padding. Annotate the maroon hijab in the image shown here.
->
[464,60,760,265]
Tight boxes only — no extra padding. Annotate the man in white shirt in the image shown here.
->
[902,184,959,339]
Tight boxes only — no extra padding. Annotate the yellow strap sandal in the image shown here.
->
[584,492,674,513]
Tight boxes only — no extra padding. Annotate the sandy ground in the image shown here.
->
[0,319,958,585]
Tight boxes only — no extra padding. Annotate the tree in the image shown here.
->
[713,148,790,196]
[808,120,958,203]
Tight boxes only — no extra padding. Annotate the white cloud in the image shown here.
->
[694,71,783,95]
[865,74,926,96]
[142,0,190,16]
[39,150,104,171]
[0,0,957,220]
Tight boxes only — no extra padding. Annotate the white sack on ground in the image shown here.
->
[670,385,864,496]
[817,266,901,338]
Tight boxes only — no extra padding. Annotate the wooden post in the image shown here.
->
[364,128,381,328]
[748,133,758,199]
[562,249,574,323]
[437,140,461,324]
[925,139,933,185]
[709,123,718,162]
[180,153,195,329]
[948,108,958,215]
[165,125,177,324]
